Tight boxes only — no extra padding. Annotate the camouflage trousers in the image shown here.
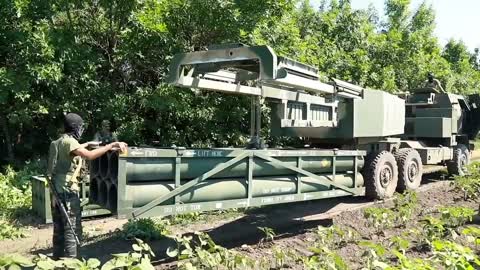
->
[51,191,82,259]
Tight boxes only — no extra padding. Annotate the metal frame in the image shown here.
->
[115,148,365,219]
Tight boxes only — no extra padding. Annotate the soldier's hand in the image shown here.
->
[110,142,128,153]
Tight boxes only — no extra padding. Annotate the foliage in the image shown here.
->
[439,206,475,228]
[257,226,276,243]
[0,219,26,241]
[102,238,155,270]
[390,250,435,270]
[168,212,202,225]
[431,240,480,270]
[389,235,411,255]
[316,225,359,249]
[0,161,41,240]
[393,191,418,226]
[462,226,480,248]
[304,246,349,270]
[1,0,480,164]
[166,231,258,270]
[363,207,395,233]
[0,239,152,270]
[121,218,170,241]
[33,254,101,270]
[0,253,34,269]
[452,162,480,200]
[419,216,446,247]
[359,241,389,270]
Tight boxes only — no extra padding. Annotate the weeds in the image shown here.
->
[419,217,446,247]
[462,226,480,248]
[452,162,480,200]
[363,207,395,233]
[0,219,26,240]
[0,239,153,270]
[121,218,170,241]
[168,212,202,225]
[439,206,475,227]
[359,241,389,270]
[166,232,257,270]
[257,226,276,243]
[0,162,40,240]
[431,240,480,270]
[393,191,418,226]
[305,246,349,270]
[316,225,359,249]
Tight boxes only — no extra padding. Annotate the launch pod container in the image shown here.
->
[89,148,365,218]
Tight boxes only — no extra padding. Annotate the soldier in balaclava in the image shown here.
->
[93,120,118,144]
[424,72,446,93]
[48,113,127,258]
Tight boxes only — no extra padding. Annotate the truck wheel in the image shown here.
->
[395,149,423,191]
[447,144,470,176]
[363,151,399,200]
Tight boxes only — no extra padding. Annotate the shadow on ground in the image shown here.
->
[30,196,363,263]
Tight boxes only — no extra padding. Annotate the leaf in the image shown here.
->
[166,246,178,258]
[132,244,142,252]
[100,260,116,270]
[372,260,390,269]
[111,253,129,258]
[8,264,22,270]
[87,258,101,268]
[36,260,56,270]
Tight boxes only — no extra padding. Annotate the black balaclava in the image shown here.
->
[427,72,434,83]
[64,113,84,140]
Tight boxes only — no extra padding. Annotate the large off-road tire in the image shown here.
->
[395,149,423,192]
[363,151,399,200]
[447,144,470,176]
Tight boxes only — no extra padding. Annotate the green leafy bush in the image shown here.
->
[420,217,446,247]
[0,165,36,218]
[363,207,395,233]
[394,191,418,226]
[0,239,153,270]
[167,232,257,270]
[304,246,348,270]
[0,162,41,240]
[121,218,170,241]
[257,226,276,243]
[316,225,359,249]
[452,162,480,200]
[0,219,26,240]
[432,240,480,270]
[440,206,475,227]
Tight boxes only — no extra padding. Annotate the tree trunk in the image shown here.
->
[0,114,14,162]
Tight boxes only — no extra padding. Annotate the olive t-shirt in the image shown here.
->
[51,134,82,193]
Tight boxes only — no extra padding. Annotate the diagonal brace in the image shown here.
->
[132,151,250,218]
[253,152,359,195]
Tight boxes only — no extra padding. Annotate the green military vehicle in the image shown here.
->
[84,44,480,219]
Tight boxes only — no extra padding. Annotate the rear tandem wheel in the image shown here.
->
[395,148,423,192]
[447,144,470,176]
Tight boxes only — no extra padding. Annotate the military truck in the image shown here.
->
[85,44,480,219]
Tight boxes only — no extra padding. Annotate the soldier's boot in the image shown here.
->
[63,192,82,258]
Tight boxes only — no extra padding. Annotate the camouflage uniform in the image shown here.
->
[48,134,83,259]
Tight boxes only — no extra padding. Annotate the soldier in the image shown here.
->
[93,120,118,144]
[424,72,446,93]
[48,113,127,259]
